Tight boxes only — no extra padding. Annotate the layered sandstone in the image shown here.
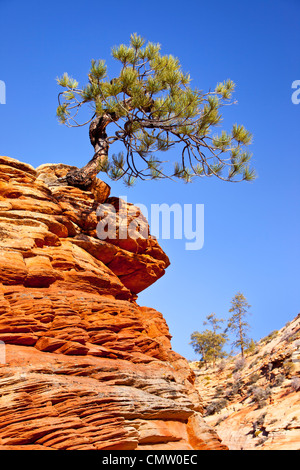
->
[0,156,226,450]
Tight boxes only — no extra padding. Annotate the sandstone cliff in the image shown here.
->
[191,314,300,450]
[0,156,226,450]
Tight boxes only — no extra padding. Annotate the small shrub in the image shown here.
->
[255,437,268,447]
[234,357,246,371]
[281,330,299,343]
[247,372,261,385]
[283,360,296,377]
[196,361,205,369]
[290,377,300,392]
[261,330,278,344]
[214,385,225,396]
[287,331,300,343]
[268,418,277,425]
[233,372,242,382]
[217,359,227,371]
[250,386,271,409]
[226,380,243,398]
[245,339,257,355]
[255,412,266,427]
[272,373,285,387]
[205,398,228,416]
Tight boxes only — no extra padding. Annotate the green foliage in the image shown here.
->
[56,33,255,185]
[204,312,226,334]
[261,330,279,344]
[190,313,227,366]
[245,338,257,355]
[283,360,296,377]
[226,292,251,357]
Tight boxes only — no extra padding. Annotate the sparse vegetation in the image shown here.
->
[191,312,299,452]
[283,360,296,377]
[249,386,271,409]
[245,338,258,355]
[261,330,279,344]
[217,359,227,371]
[272,373,285,387]
[290,377,300,392]
[193,315,300,451]
[234,357,246,371]
[205,398,228,416]
[281,329,300,343]
[254,412,266,427]
[215,385,225,394]
[247,372,261,385]
[226,380,243,398]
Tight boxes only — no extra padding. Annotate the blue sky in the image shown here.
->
[0,0,299,360]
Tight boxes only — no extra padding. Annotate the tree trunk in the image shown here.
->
[66,114,113,189]
[238,311,244,358]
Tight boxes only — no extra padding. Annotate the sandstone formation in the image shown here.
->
[0,156,226,450]
[191,314,300,450]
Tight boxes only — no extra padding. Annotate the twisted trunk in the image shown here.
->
[66,114,113,189]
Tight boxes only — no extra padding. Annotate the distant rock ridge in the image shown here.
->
[191,314,300,450]
[0,155,227,450]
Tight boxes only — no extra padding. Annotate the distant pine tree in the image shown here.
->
[227,292,251,358]
[56,33,255,188]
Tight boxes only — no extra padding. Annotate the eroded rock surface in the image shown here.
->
[0,156,226,450]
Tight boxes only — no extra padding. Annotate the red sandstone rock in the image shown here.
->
[0,156,227,450]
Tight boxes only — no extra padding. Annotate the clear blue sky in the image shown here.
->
[0,0,299,360]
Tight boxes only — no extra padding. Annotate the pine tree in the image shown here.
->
[190,313,227,367]
[204,312,225,335]
[227,292,251,358]
[56,33,255,188]
[245,338,257,355]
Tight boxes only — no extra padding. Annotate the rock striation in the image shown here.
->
[0,156,226,450]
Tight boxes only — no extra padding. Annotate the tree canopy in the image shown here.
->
[56,33,255,187]
[190,313,227,366]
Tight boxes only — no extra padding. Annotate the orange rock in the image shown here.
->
[0,156,227,450]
